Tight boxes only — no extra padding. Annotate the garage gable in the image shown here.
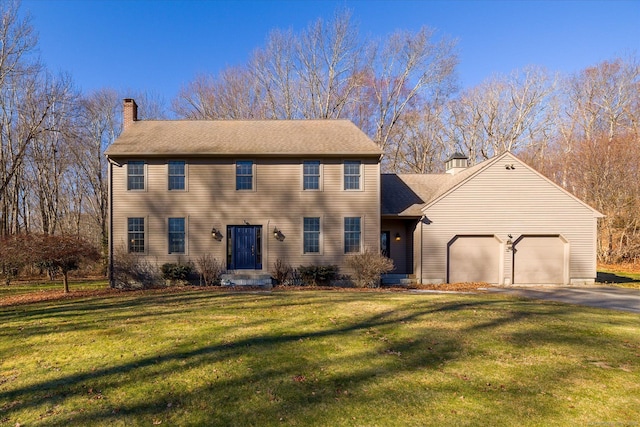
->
[422,152,603,218]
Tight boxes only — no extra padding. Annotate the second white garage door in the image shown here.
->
[448,236,500,284]
[513,236,566,284]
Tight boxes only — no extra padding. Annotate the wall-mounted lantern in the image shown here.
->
[273,227,285,241]
[211,227,223,241]
[395,232,401,241]
[506,234,513,251]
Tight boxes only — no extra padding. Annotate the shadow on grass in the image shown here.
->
[0,292,635,426]
[597,271,640,284]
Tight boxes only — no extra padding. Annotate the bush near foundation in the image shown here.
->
[347,249,394,288]
[161,263,194,282]
[196,254,224,286]
[297,264,339,286]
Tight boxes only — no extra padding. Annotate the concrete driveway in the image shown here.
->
[486,286,640,313]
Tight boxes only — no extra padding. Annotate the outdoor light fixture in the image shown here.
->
[506,234,513,251]
[273,227,285,241]
[395,233,401,241]
[211,227,223,241]
[505,164,516,170]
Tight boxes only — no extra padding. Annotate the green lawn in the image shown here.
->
[0,288,638,426]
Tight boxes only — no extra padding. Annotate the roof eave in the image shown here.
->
[105,151,382,158]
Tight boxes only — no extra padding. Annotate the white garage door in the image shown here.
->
[449,236,500,284]
[513,236,565,284]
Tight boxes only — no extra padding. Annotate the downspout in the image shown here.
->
[107,158,114,287]
[419,218,423,284]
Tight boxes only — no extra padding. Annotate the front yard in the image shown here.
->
[1,283,638,426]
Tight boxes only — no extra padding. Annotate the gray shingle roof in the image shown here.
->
[381,174,447,216]
[105,119,382,157]
[381,161,489,216]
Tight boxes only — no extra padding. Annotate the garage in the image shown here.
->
[448,236,500,284]
[513,235,566,284]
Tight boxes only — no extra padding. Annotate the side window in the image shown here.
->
[344,161,361,190]
[236,161,253,190]
[168,217,186,254]
[127,161,145,190]
[128,217,144,253]
[303,161,321,190]
[303,217,320,253]
[168,161,186,190]
[344,217,361,253]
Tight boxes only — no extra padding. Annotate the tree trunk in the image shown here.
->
[63,271,69,293]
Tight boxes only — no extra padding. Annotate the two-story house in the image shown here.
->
[107,99,602,287]
[105,99,382,284]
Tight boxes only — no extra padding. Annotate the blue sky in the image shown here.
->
[22,0,640,104]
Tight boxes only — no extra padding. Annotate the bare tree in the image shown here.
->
[26,72,77,235]
[0,0,39,235]
[550,57,640,262]
[173,69,263,119]
[363,27,458,157]
[172,11,458,175]
[69,88,120,258]
[389,103,448,173]
[250,28,300,119]
[295,11,364,119]
[445,66,556,164]
[125,89,169,120]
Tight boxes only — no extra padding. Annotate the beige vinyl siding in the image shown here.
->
[111,157,380,273]
[420,155,598,285]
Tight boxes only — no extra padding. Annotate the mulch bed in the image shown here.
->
[0,281,489,307]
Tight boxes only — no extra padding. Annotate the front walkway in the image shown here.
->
[486,286,640,313]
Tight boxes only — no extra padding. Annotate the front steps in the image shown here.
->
[381,274,415,287]
[221,273,273,289]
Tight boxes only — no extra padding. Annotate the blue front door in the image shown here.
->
[228,225,262,270]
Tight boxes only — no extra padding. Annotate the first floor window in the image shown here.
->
[168,217,185,254]
[128,217,144,253]
[344,217,361,253]
[236,160,253,190]
[168,160,186,190]
[303,217,320,253]
[128,161,145,190]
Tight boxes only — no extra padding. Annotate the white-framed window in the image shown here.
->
[303,160,321,190]
[236,160,254,190]
[303,217,320,253]
[168,160,186,190]
[127,161,145,190]
[344,160,361,190]
[168,217,186,254]
[128,217,145,253]
[344,217,361,253]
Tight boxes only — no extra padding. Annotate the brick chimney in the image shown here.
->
[123,98,138,131]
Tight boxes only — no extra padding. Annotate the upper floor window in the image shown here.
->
[168,217,186,254]
[344,217,361,253]
[128,217,144,253]
[236,161,253,190]
[127,161,145,190]
[303,217,320,253]
[344,161,361,190]
[168,161,186,190]
[303,161,321,190]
